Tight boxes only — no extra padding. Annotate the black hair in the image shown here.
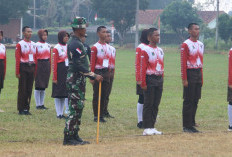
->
[147,27,158,37]
[58,31,69,45]
[0,30,3,36]
[140,29,149,45]
[22,26,31,32]
[97,26,106,33]
[188,23,199,30]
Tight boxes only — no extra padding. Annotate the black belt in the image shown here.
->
[147,74,162,79]
[187,68,201,72]
[38,59,49,62]
[20,62,35,66]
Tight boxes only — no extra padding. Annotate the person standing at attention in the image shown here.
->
[52,31,69,119]
[90,26,111,122]
[15,26,37,115]
[140,28,164,135]
[34,29,51,110]
[0,30,6,113]
[135,29,149,128]
[181,23,204,133]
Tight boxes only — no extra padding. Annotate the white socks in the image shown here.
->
[55,98,65,116]
[40,90,45,106]
[137,103,143,123]
[34,90,41,107]
[228,104,232,127]
[64,98,69,114]
[34,90,46,107]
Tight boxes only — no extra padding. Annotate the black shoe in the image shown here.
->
[24,110,32,115]
[36,106,42,110]
[228,125,232,131]
[74,131,90,144]
[183,127,199,133]
[57,115,65,119]
[137,121,143,129]
[191,126,199,133]
[18,111,25,115]
[40,105,48,110]
[63,133,87,146]
[104,112,114,118]
[94,117,107,123]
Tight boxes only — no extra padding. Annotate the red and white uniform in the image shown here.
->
[36,41,51,60]
[15,40,37,75]
[135,43,147,82]
[52,43,68,81]
[141,45,164,88]
[181,39,204,82]
[228,48,232,86]
[0,43,6,79]
[109,45,116,70]
[91,42,111,72]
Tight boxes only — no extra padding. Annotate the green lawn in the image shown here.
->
[0,46,230,144]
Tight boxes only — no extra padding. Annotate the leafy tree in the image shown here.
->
[0,0,29,24]
[148,0,182,9]
[228,11,232,17]
[23,0,92,28]
[160,1,201,41]
[218,13,231,44]
[91,0,149,46]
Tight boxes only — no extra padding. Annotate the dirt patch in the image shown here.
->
[1,131,232,157]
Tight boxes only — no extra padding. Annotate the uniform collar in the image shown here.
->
[72,35,82,42]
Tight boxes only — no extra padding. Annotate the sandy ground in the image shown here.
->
[1,131,232,157]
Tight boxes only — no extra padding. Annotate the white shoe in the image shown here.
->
[0,109,4,113]
[150,128,163,135]
[143,128,154,136]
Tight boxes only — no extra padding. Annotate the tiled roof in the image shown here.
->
[138,10,163,25]
[197,11,226,23]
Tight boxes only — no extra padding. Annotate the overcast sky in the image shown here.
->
[195,0,232,13]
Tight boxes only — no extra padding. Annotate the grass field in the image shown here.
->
[0,46,232,157]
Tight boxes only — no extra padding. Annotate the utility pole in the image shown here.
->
[135,0,139,48]
[215,0,219,49]
[33,0,36,29]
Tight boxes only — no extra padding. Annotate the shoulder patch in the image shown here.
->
[76,48,82,54]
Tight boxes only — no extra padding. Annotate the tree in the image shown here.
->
[218,13,231,44]
[148,0,182,9]
[160,1,201,41]
[228,11,232,16]
[0,0,29,24]
[91,0,149,46]
[24,0,93,28]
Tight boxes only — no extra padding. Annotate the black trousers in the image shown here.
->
[17,63,35,112]
[182,82,201,128]
[92,69,110,117]
[104,70,114,114]
[143,85,163,128]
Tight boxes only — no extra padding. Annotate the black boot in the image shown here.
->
[63,133,83,146]
[74,131,90,145]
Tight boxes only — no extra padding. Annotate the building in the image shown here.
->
[137,10,226,29]
[0,18,22,43]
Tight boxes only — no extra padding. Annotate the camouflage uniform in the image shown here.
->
[64,35,95,135]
